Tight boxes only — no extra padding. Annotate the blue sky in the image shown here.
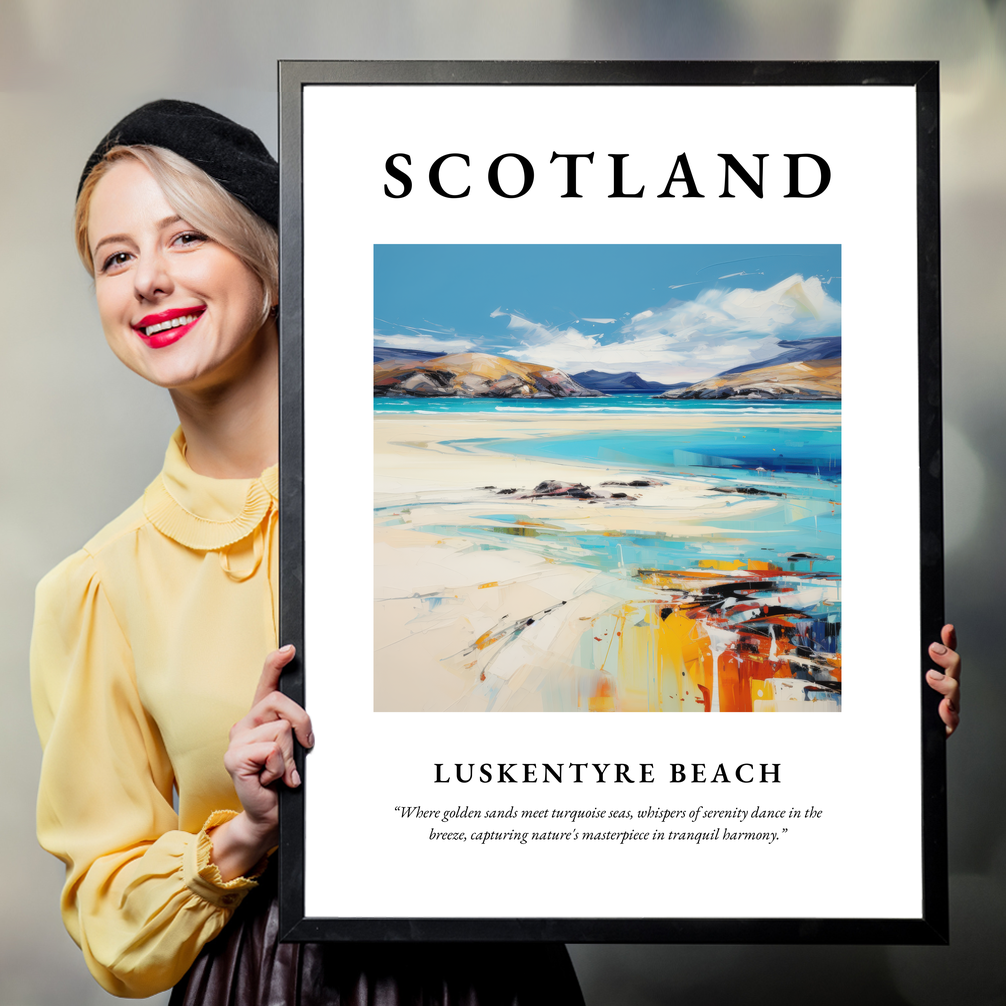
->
[374,244,841,383]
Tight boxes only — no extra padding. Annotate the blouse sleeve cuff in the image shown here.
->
[182,810,269,909]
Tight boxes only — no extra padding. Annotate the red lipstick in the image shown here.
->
[132,306,206,349]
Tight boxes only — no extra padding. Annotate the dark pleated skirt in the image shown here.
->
[169,869,584,1006]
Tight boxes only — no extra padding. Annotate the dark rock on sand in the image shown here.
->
[601,479,666,487]
[711,485,786,497]
[487,479,638,501]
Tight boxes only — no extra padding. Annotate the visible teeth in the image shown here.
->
[143,313,198,337]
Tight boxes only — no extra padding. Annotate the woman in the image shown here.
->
[31,100,586,1003]
[33,99,962,1003]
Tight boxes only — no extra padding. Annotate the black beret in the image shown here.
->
[78,99,278,228]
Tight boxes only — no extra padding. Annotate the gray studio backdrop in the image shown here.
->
[1,2,1002,1004]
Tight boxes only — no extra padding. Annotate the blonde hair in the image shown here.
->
[75,145,278,322]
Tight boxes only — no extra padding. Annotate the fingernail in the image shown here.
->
[292,768,301,787]
[307,732,315,748]
[280,644,295,654]
[931,643,947,654]
[928,669,944,679]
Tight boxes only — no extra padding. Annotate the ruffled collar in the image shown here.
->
[143,428,278,551]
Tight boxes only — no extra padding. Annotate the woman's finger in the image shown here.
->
[231,690,313,750]
[252,644,296,707]
[925,669,959,704]
[939,698,961,737]
[234,719,300,788]
[926,667,960,737]
[257,742,287,787]
[928,640,961,681]
[245,690,313,749]
[224,739,287,787]
[941,623,957,652]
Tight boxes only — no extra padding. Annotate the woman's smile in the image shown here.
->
[133,306,207,348]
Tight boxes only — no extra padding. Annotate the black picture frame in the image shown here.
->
[277,60,945,945]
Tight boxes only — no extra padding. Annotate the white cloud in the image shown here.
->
[581,317,616,324]
[375,333,476,353]
[486,275,840,383]
[489,308,600,353]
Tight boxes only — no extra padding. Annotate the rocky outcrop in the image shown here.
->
[374,352,605,398]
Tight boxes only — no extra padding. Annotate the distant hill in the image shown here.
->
[653,335,841,401]
[374,352,604,398]
[373,346,444,364]
[717,336,841,376]
[654,357,841,400]
[571,370,688,394]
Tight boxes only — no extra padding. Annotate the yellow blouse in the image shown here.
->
[31,428,279,998]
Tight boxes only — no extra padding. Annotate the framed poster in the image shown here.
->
[277,61,946,943]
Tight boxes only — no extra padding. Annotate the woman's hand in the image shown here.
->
[926,624,961,738]
[209,645,314,881]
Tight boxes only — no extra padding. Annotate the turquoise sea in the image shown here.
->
[375,396,842,579]
[374,394,841,418]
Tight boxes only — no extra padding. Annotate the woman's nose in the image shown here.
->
[133,249,173,302]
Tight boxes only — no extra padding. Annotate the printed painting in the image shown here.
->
[374,245,841,713]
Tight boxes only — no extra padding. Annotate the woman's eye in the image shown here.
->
[101,251,132,273]
[173,231,208,248]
